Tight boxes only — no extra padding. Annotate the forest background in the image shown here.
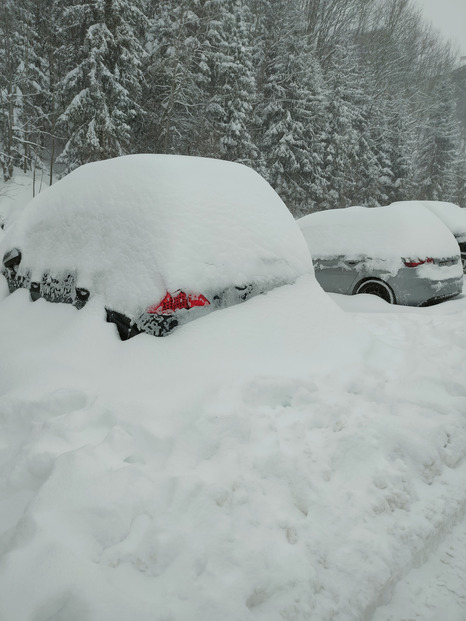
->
[1,0,465,216]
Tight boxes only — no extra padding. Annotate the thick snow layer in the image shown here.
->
[2,173,466,621]
[0,155,312,315]
[298,204,460,264]
[372,515,466,621]
[1,269,466,620]
[391,200,466,243]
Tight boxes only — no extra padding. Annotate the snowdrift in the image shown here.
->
[1,273,466,620]
[0,274,376,621]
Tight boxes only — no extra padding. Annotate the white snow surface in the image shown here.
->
[391,200,466,243]
[298,203,460,265]
[0,155,312,315]
[2,174,466,621]
[1,269,466,620]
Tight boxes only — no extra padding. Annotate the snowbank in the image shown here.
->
[298,204,460,264]
[0,155,313,316]
[1,274,466,620]
[0,275,370,620]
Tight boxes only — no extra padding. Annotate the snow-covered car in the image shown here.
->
[391,201,466,273]
[0,154,313,339]
[298,203,463,306]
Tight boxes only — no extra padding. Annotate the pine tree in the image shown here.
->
[354,71,392,208]
[320,41,364,209]
[382,95,416,203]
[0,0,45,181]
[416,76,462,201]
[57,0,148,170]
[142,0,208,155]
[199,0,258,166]
[255,1,327,214]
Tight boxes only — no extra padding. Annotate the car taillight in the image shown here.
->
[147,291,210,315]
[402,257,434,267]
[187,293,210,307]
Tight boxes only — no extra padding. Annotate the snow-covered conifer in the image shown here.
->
[416,76,462,201]
[320,40,364,208]
[255,1,327,214]
[199,0,258,166]
[0,0,46,181]
[142,0,208,155]
[57,0,148,170]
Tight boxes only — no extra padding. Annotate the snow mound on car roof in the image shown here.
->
[0,155,313,315]
[298,203,460,262]
[394,201,466,243]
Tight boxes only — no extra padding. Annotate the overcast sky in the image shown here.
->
[415,0,466,58]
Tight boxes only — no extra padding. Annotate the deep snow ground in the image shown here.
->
[332,290,466,620]
[372,514,466,620]
[0,272,466,621]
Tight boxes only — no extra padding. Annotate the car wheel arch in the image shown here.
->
[353,277,396,304]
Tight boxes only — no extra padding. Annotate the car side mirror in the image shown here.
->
[3,248,22,271]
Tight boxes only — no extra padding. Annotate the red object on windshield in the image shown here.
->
[403,257,434,267]
[147,291,210,315]
[172,290,188,310]
[188,293,210,307]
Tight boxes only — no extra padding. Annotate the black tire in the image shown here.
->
[106,309,140,340]
[354,279,395,304]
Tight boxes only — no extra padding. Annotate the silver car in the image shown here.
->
[392,201,466,273]
[298,204,463,306]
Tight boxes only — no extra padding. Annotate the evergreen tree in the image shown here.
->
[30,0,64,187]
[0,0,464,206]
[200,0,258,166]
[416,76,462,201]
[256,2,327,214]
[142,0,208,155]
[57,0,148,170]
[0,0,45,181]
[353,68,394,208]
[320,41,364,208]
[382,95,416,203]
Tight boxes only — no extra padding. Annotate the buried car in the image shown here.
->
[391,200,466,273]
[0,154,313,339]
[298,203,463,306]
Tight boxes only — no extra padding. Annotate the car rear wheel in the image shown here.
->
[354,279,396,304]
[461,253,466,274]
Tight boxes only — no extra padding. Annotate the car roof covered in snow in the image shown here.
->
[391,200,466,243]
[298,203,460,261]
[0,155,313,315]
